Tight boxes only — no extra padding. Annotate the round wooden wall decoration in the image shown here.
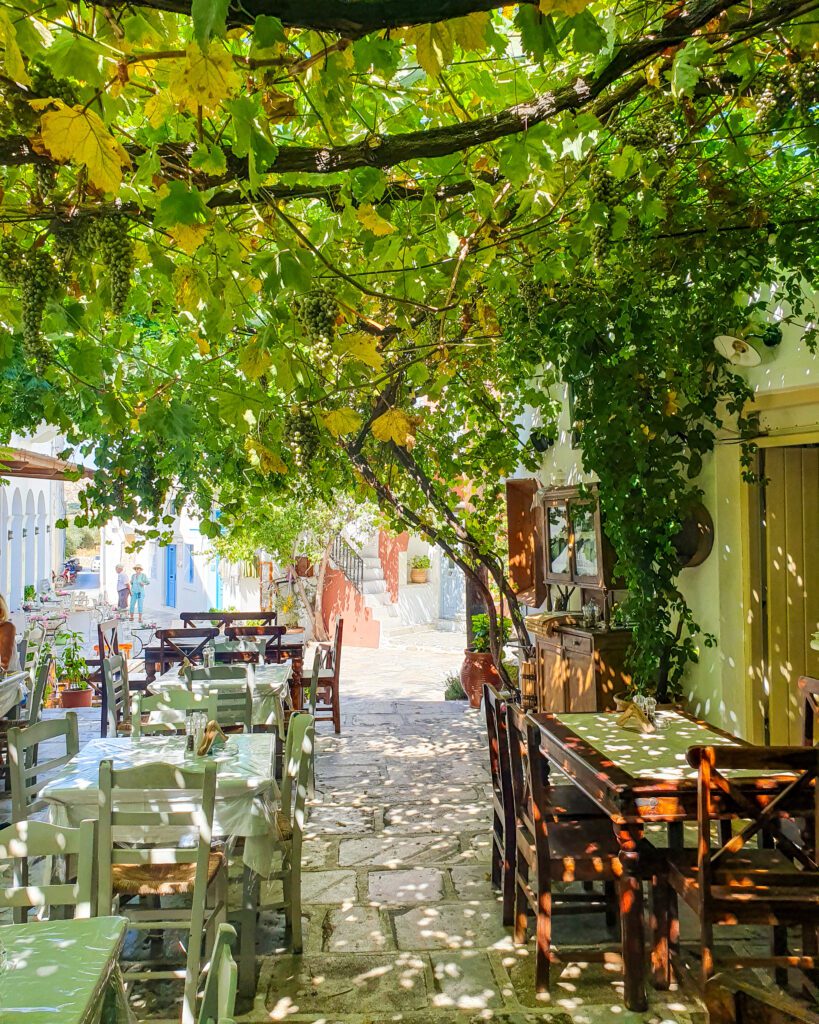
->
[672,502,715,568]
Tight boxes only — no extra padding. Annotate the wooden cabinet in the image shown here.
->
[534,627,631,713]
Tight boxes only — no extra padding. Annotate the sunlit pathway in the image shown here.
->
[237,640,705,1024]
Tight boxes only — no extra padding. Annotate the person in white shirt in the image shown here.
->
[115,565,130,611]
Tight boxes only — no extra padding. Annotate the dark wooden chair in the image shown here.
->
[483,683,517,925]
[225,625,286,663]
[181,611,278,631]
[157,628,219,672]
[296,619,342,733]
[506,702,626,993]
[87,617,120,690]
[799,676,819,746]
[659,744,819,994]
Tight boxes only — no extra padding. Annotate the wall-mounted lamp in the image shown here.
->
[46,525,51,533]
[34,527,39,536]
[21,529,27,538]
[6,529,12,541]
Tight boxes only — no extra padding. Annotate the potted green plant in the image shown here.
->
[410,554,431,584]
[460,613,512,709]
[23,584,36,603]
[55,628,92,709]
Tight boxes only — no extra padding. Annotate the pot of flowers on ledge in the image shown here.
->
[56,628,92,709]
[460,613,511,709]
[409,554,431,584]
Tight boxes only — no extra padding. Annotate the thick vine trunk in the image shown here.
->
[312,544,333,643]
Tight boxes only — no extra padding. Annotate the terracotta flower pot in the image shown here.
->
[460,650,500,709]
[60,686,93,709]
[410,568,429,584]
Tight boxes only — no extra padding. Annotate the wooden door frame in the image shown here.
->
[741,428,819,744]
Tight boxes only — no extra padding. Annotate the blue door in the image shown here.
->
[165,545,177,607]
[214,553,222,608]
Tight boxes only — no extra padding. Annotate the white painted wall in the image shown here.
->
[1,432,66,611]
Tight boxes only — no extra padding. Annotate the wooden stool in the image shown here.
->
[119,643,133,660]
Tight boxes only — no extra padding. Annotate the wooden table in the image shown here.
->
[531,710,799,1011]
[0,916,133,1023]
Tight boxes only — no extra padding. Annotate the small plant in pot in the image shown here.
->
[460,613,512,709]
[410,554,431,584]
[55,629,92,708]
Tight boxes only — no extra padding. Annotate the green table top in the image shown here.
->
[0,916,126,1024]
[555,711,742,781]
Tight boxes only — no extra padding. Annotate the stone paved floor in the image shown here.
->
[2,632,708,1023]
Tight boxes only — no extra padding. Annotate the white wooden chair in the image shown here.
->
[0,818,97,922]
[198,923,238,1024]
[7,712,79,821]
[131,690,216,737]
[208,682,252,733]
[96,758,228,1024]
[236,713,314,996]
[102,653,131,737]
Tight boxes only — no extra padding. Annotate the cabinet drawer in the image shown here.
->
[562,632,592,655]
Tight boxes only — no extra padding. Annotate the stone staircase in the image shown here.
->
[356,536,400,626]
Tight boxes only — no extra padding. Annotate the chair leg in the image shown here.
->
[491,835,501,891]
[604,881,617,931]
[513,852,528,946]
[290,859,303,954]
[534,884,552,993]
[773,925,789,990]
[238,865,260,1000]
[332,680,340,734]
[502,832,515,928]
[650,873,671,991]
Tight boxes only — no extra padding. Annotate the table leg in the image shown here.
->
[615,822,648,1012]
[238,865,260,999]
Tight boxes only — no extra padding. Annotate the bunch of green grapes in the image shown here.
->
[284,410,321,469]
[620,110,677,151]
[85,214,133,314]
[29,63,78,106]
[20,250,59,366]
[588,165,617,263]
[755,76,793,128]
[519,278,541,323]
[788,60,819,115]
[297,287,339,359]
[0,63,78,133]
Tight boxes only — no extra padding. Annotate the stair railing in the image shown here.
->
[330,535,365,592]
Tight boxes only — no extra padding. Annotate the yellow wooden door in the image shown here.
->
[765,446,819,744]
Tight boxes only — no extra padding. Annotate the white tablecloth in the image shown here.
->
[149,663,292,732]
[0,671,26,718]
[40,735,282,876]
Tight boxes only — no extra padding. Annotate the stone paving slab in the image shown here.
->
[368,867,446,905]
[339,834,462,868]
[393,901,513,952]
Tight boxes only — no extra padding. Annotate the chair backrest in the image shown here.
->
[799,676,819,746]
[187,666,249,684]
[7,712,80,820]
[687,744,819,901]
[0,818,96,919]
[96,758,217,916]
[158,628,220,666]
[198,923,238,1024]
[182,611,278,632]
[307,655,321,719]
[505,702,536,838]
[132,689,217,737]
[323,618,343,679]
[25,655,52,730]
[208,683,252,732]
[281,713,315,856]
[102,654,130,737]
[225,625,286,662]
[16,636,27,672]
[483,683,514,836]
[97,617,120,662]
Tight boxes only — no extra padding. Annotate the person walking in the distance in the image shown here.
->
[129,565,149,623]
[115,564,130,613]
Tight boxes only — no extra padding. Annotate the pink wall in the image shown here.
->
[378,530,409,602]
[321,566,381,648]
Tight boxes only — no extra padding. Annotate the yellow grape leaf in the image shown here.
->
[450,12,490,52]
[402,22,453,78]
[168,223,210,254]
[0,11,30,87]
[244,438,287,475]
[40,102,131,194]
[337,333,384,371]
[195,334,210,355]
[237,337,272,380]
[144,90,177,127]
[322,408,363,437]
[645,60,663,88]
[539,0,591,13]
[168,43,240,115]
[356,203,396,237]
[372,409,414,447]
